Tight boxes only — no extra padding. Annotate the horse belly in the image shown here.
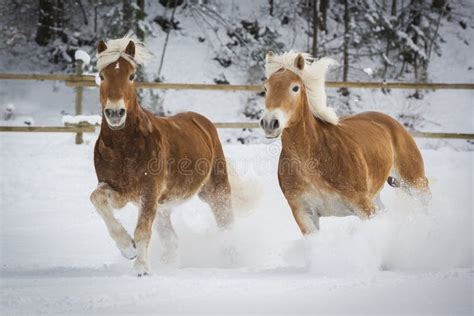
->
[301,190,354,217]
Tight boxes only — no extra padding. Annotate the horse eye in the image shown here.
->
[99,74,104,81]
[129,73,135,81]
[292,85,299,92]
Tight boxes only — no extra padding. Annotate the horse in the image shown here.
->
[90,35,234,276]
[260,51,430,235]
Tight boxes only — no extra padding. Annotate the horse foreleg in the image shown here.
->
[90,183,136,260]
[133,196,158,276]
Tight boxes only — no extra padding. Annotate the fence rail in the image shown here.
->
[1,72,474,90]
[0,125,95,133]
[1,123,473,140]
[1,71,473,141]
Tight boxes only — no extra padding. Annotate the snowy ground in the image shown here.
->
[0,133,472,315]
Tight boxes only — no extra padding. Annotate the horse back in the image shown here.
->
[285,112,403,197]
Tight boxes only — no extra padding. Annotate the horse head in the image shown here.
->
[261,51,339,138]
[96,35,150,130]
[261,53,307,138]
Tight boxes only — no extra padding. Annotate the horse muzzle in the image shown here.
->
[260,110,285,139]
[104,101,127,130]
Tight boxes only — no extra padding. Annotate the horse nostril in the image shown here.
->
[260,119,265,129]
[104,109,112,117]
[270,119,279,130]
[119,109,126,117]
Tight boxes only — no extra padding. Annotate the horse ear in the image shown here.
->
[97,40,107,54]
[125,41,135,57]
[295,54,305,71]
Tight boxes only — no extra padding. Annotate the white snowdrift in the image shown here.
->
[74,49,91,65]
[62,114,101,125]
[0,134,472,314]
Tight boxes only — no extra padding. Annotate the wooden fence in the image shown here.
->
[2,72,474,90]
[1,69,473,142]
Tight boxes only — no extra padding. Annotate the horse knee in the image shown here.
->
[91,183,127,211]
[90,187,108,210]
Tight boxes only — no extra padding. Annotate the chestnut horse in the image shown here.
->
[261,51,430,235]
[90,35,233,276]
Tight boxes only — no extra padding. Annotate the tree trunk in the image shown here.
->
[269,0,274,16]
[136,0,145,40]
[410,0,423,83]
[77,0,88,25]
[391,0,397,14]
[409,0,424,97]
[341,0,349,96]
[383,0,397,79]
[319,0,329,32]
[35,0,63,46]
[432,0,447,9]
[122,0,134,34]
[94,0,99,34]
[157,0,177,78]
[311,0,319,57]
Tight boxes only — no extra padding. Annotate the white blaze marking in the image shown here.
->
[115,62,120,70]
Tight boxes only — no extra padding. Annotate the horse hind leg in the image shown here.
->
[90,182,137,260]
[350,195,377,220]
[154,207,178,264]
[199,159,234,229]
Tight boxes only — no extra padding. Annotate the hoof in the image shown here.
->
[134,261,150,277]
[137,271,149,278]
[120,240,137,260]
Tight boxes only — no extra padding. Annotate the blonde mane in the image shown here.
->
[96,33,152,72]
[265,51,339,125]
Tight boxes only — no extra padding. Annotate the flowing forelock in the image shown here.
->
[265,51,339,125]
[96,33,152,72]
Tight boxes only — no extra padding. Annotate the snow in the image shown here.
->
[363,67,373,77]
[3,103,15,120]
[4,103,15,112]
[0,1,473,314]
[62,114,102,125]
[74,49,91,65]
[95,73,101,86]
[396,31,427,60]
[0,133,472,314]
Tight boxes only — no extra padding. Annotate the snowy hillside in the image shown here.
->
[1,0,473,146]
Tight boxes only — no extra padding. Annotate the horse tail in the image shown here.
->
[384,115,431,203]
[226,160,262,218]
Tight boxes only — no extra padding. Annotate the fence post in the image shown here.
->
[74,60,84,144]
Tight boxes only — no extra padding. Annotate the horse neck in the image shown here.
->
[281,97,325,158]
